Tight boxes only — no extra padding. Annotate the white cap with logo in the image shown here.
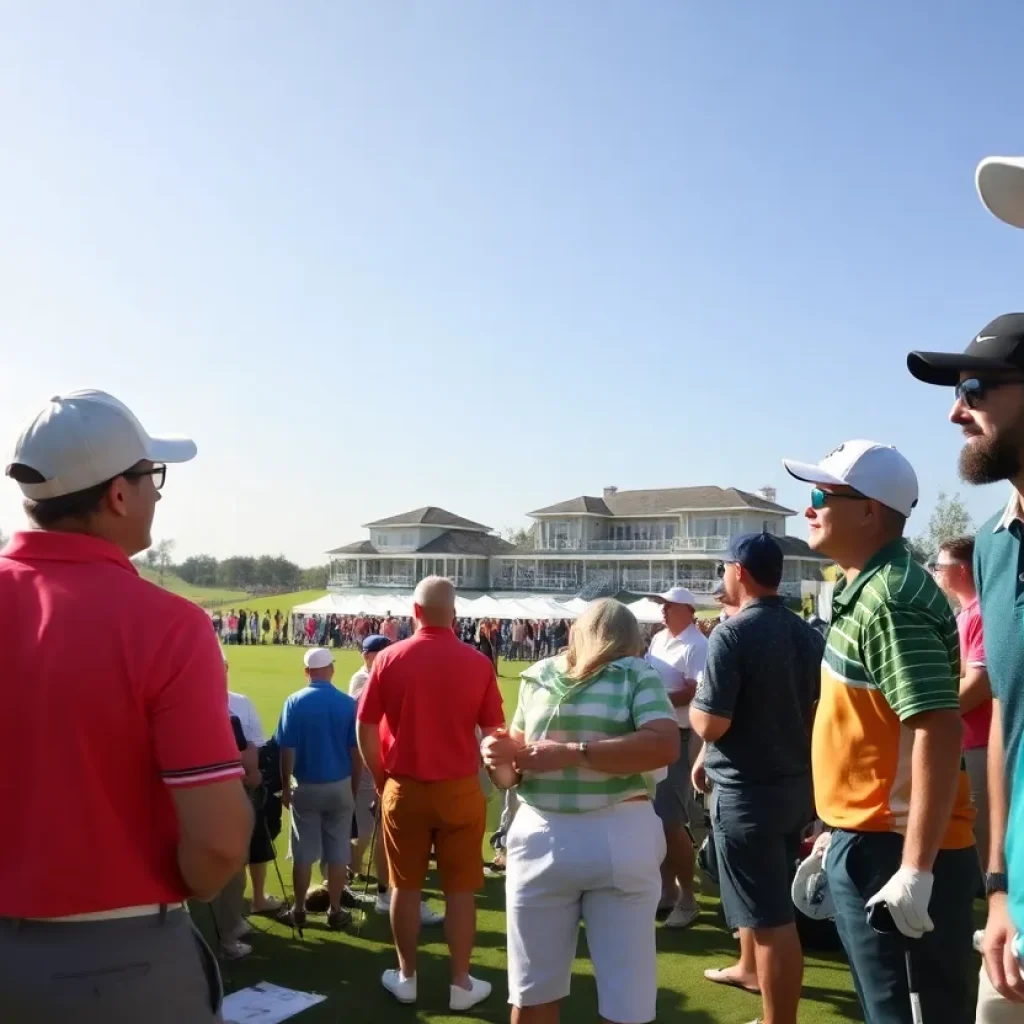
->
[7,389,197,499]
[782,439,919,518]
[304,647,334,670]
[651,586,699,607]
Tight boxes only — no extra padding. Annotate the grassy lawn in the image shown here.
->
[137,567,250,606]
[213,644,861,1024]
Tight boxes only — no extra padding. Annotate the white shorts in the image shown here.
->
[505,799,665,1023]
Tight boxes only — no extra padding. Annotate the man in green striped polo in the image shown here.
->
[784,440,977,1024]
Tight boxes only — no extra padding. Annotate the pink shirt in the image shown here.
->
[958,598,991,750]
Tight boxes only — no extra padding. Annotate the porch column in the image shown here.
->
[648,559,653,592]
[535,559,540,588]
[582,560,587,585]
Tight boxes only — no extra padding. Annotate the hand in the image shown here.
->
[280,787,292,810]
[515,740,575,773]
[691,758,708,794]
[865,867,934,940]
[982,893,1024,1001]
[679,677,698,705]
[811,830,832,870]
[481,728,521,769]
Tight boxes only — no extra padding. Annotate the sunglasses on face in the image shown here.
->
[809,487,870,510]
[954,377,1024,410]
[122,464,166,491]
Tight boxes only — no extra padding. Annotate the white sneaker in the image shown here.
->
[664,900,699,929]
[375,891,391,915]
[420,902,444,926]
[382,969,417,1004]
[220,939,252,961]
[450,975,492,1012]
[231,919,252,940]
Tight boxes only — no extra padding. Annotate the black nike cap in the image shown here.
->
[907,313,1024,386]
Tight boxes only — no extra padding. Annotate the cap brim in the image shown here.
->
[782,458,847,487]
[907,350,1019,387]
[146,434,197,464]
[977,156,1024,229]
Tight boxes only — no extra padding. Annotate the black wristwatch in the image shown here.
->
[985,872,1008,896]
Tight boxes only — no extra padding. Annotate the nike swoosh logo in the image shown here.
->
[976,336,997,344]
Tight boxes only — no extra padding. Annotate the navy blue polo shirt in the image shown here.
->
[974,495,1024,783]
[275,681,357,784]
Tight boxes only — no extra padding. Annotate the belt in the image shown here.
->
[28,902,186,923]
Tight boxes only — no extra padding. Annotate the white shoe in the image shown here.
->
[420,902,444,926]
[665,900,699,929]
[231,919,252,940]
[220,939,252,961]
[382,969,417,1004]
[449,975,492,1012]
[375,891,391,915]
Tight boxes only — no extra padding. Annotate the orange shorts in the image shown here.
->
[381,775,486,893]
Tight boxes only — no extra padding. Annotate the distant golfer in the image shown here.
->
[0,390,253,1023]
[277,647,360,931]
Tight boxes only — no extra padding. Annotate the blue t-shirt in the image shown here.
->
[275,681,357,784]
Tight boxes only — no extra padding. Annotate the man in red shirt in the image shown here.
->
[0,390,253,1024]
[935,535,993,870]
[358,576,504,1013]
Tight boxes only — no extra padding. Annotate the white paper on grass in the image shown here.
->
[220,982,326,1024]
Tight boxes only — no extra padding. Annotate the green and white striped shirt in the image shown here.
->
[511,654,676,813]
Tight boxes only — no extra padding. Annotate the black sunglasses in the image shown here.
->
[955,377,1024,410]
[122,464,166,491]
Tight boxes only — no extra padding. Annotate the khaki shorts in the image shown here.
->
[382,775,486,893]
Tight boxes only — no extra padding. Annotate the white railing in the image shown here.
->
[533,539,582,552]
[673,536,730,552]
[329,573,360,587]
[584,539,674,552]
[362,574,417,588]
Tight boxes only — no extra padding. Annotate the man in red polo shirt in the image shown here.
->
[0,390,253,1024]
[358,575,504,1013]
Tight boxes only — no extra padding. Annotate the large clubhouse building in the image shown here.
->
[327,484,829,602]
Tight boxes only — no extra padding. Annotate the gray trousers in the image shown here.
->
[210,869,247,946]
[0,908,221,1023]
[964,745,990,875]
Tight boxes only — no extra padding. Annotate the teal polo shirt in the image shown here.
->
[974,494,1024,781]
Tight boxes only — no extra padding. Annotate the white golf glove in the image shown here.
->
[865,867,934,939]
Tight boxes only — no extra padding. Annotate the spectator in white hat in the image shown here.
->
[276,647,360,932]
[646,585,706,929]
[0,390,252,1023]
[783,440,977,1024]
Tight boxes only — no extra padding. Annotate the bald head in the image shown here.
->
[413,575,456,628]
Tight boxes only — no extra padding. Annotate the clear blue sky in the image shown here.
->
[2,3,1022,565]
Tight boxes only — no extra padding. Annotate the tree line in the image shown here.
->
[132,540,327,591]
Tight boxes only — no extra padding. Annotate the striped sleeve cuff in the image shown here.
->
[162,760,245,788]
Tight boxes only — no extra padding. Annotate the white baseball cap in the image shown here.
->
[304,647,334,670]
[651,585,698,607]
[7,389,196,499]
[782,439,919,518]
[977,156,1024,229]
[791,846,835,922]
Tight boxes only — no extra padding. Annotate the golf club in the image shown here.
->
[356,803,382,939]
[867,901,923,1024]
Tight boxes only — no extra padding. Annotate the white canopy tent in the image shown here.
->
[623,597,664,624]
[291,592,584,621]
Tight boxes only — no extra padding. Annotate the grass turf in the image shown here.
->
[211,644,861,1023]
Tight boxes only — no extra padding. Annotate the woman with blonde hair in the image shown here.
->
[482,599,679,1024]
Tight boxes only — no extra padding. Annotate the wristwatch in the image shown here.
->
[985,872,1008,896]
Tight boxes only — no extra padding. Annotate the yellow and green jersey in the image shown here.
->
[813,539,974,849]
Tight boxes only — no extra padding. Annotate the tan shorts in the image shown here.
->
[381,775,486,893]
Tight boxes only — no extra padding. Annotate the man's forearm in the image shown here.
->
[901,710,964,871]
[281,748,295,795]
[357,722,384,787]
[959,667,992,714]
[988,699,1008,873]
[577,724,679,775]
